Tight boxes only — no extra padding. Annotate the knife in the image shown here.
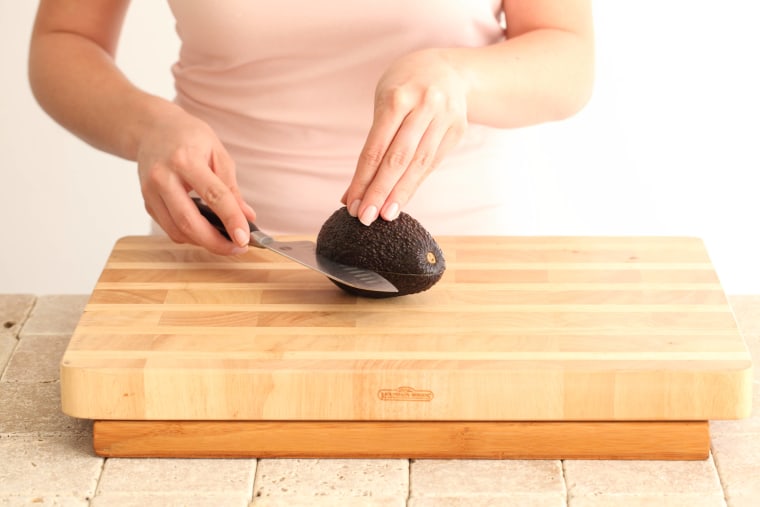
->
[192,198,398,294]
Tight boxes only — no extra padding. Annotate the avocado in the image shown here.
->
[316,207,446,298]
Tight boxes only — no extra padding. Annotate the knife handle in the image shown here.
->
[191,197,271,248]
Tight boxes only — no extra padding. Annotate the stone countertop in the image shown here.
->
[0,294,758,506]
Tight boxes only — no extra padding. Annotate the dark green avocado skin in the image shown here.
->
[316,207,446,298]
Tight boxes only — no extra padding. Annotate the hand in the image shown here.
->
[342,49,469,225]
[136,104,256,255]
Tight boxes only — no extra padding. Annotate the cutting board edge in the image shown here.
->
[59,359,754,421]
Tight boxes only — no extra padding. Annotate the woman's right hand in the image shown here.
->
[136,104,256,255]
[29,2,256,256]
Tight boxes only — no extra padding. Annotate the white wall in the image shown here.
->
[2,1,759,295]
[1,1,177,295]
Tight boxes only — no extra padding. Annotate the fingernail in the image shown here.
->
[359,205,378,226]
[348,199,361,217]
[383,202,400,221]
[233,228,250,247]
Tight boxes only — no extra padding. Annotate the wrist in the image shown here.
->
[434,47,478,116]
[123,93,183,160]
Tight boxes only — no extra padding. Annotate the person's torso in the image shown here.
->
[166,1,527,235]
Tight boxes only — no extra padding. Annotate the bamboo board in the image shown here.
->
[61,235,752,422]
[93,420,710,460]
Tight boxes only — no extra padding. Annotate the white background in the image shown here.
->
[1,1,758,295]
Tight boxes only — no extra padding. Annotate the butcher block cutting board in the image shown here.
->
[60,235,753,459]
[62,234,751,419]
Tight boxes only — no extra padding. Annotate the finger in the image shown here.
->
[210,143,236,184]
[356,106,434,226]
[208,144,255,221]
[181,153,252,250]
[144,191,190,245]
[378,117,448,221]
[164,189,249,256]
[163,160,250,255]
[344,94,412,217]
[382,121,464,221]
[345,118,402,217]
[209,143,256,238]
[148,183,246,257]
[236,194,257,223]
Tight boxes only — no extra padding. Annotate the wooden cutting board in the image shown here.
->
[61,235,752,424]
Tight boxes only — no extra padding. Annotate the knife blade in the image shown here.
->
[192,198,398,294]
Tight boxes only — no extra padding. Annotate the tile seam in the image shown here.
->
[15,296,38,340]
[250,458,262,503]
[86,453,106,505]
[0,296,35,381]
[405,459,412,506]
[561,460,570,506]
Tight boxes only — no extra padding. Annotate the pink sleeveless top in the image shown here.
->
[167,0,529,235]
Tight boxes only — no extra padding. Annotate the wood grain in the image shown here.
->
[61,236,753,421]
[93,420,710,460]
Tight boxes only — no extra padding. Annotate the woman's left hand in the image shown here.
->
[342,49,469,226]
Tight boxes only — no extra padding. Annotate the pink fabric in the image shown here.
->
[167,0,526,235]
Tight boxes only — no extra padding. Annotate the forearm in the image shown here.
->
[445,27,595,128]
[29,30,178,161]
[28,1,258,255]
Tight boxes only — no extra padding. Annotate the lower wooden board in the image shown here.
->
[93,420,710,460]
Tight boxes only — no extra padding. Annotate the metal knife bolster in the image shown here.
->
[250,231,273,248]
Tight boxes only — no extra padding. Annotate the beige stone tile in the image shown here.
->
[20,295,87,336]
[91,493,250,507]
[564,457,723,499]
[96,458,256,495]
[409,460,563,501]
[711,432,760,504]
[252,459,408,505]
[0,496,88,506]
[2,334,70,383]
[0,434,102,498]
[0,295,35,339]
[0,295,33,375]
[0,382,91,436]
[410,496,564,507]
[252,498,404,507]
[726,493,760,507]
[568,494,727,506]
[0,335,15,377]
[710,381,760,435]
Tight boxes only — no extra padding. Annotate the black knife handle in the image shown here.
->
[191,197,261,242]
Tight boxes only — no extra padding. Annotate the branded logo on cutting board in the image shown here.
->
[377,386,434,402]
